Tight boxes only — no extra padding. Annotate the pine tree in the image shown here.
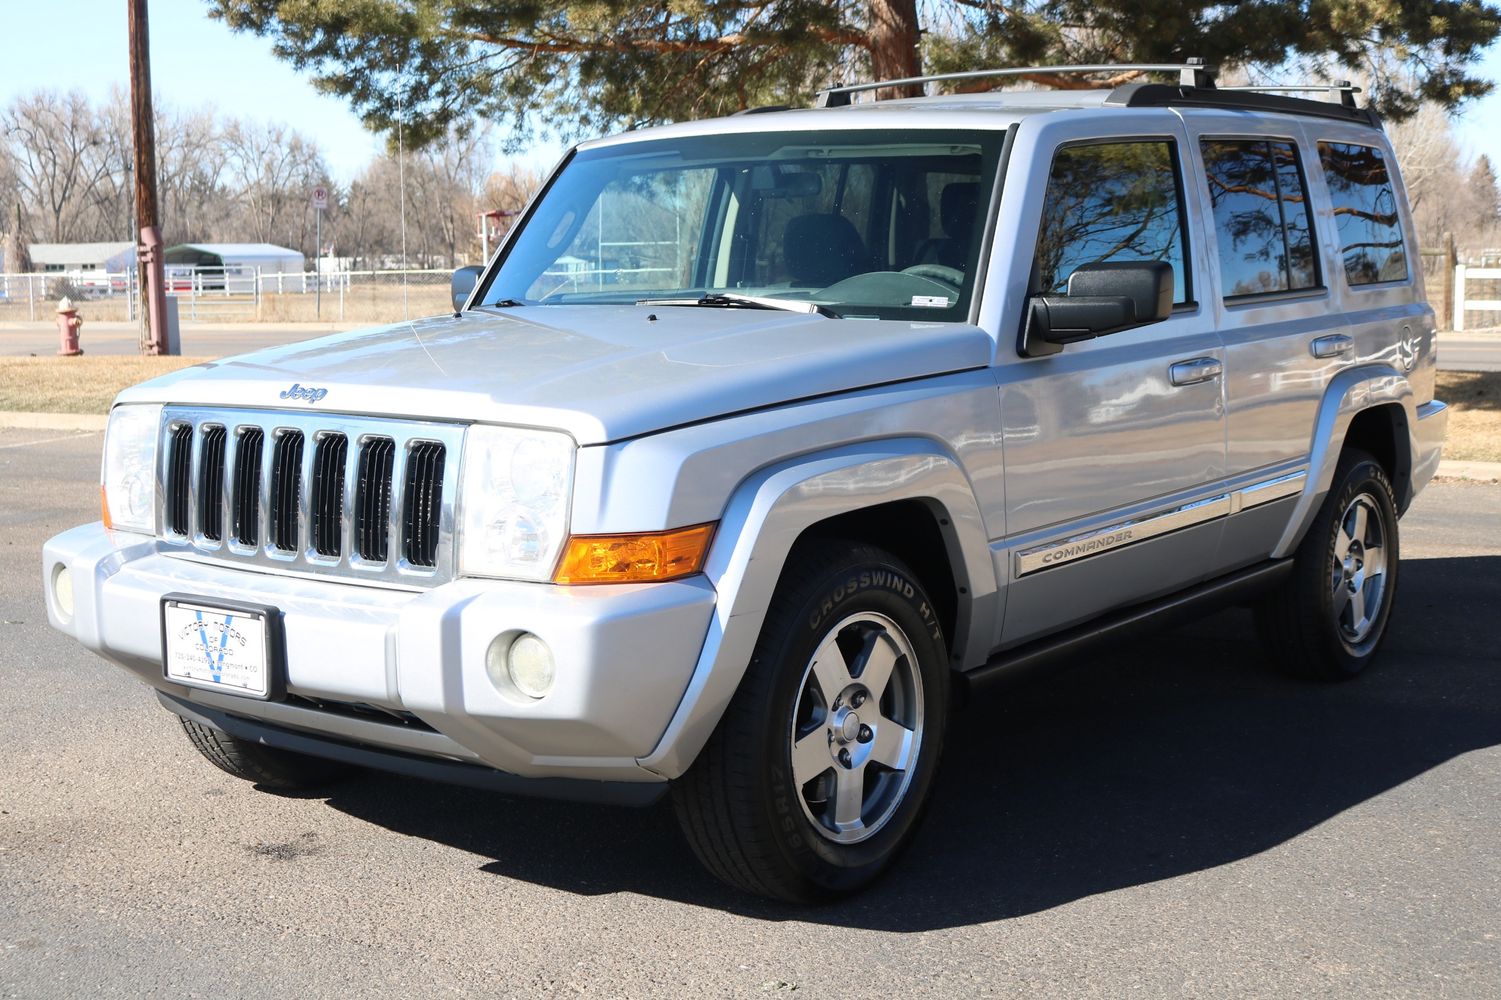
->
[208,1,1501,148]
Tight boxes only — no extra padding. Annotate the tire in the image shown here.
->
[1255,449,1400,680]
[179,717,351,790]
[672,541,949,902]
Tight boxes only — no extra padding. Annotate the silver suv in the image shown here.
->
[42,65,1448,902]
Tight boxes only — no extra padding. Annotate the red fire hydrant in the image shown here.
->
[56,297,83,356]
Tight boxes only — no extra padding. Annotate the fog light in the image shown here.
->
[52,564,74,619]
[486,632,554,700]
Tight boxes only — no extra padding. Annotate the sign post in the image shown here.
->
[311,185,329,319]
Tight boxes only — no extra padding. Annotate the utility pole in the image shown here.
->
[129,0,172,355]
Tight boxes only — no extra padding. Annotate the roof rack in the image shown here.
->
[814,60,1216,108]
[1219,82,1361,109]
[1105,82,1379,126]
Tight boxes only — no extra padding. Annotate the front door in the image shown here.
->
[994,126,1229,647]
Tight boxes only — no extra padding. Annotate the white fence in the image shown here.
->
[1452,264,1501,331]
[1,267,454,323]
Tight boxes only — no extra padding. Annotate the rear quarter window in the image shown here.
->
[1317,142,1409,286]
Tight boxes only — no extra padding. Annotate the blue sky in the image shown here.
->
[5,0,1501,180]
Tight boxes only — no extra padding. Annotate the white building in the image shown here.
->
[164,243,305,275]
[24,242,136,274]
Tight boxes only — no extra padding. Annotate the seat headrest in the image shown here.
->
[941,182,981,240]
[783,213,865,287]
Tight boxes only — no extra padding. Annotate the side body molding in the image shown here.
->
[637,439,999,780]
[1272,364,1415,559]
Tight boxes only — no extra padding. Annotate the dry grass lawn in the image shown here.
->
[1,359,1498,465]
[0,356,209,414]
[1435,370,1501,464]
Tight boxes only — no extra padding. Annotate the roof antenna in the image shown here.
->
[398,85,409,322]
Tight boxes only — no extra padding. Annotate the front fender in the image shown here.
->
[1272,364,1415,558]
[637,438,998,779]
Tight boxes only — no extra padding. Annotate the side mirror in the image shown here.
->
[451,265,483,311]
[1019,261,1174,358]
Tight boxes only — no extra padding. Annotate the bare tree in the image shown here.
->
[222,119,330,254]
[2,90,117,242]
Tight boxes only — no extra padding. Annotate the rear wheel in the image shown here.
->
[672,542,949,902]
[1255,450,1399,680]
[179,717,351,790]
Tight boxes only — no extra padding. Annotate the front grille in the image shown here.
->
[158,408,461,587]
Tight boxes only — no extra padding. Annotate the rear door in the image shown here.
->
[989,115,1229,648]
[1180,115,1353,568]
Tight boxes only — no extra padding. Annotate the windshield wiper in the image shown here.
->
[487,298,527,308]
[636,292,838,318]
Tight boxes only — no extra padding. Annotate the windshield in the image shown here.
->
[479,128,1006,321]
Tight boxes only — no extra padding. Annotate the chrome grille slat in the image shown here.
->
[165,424,193,536]
[403,441,446,568]
[355,437,395,563]
[270,430,305,553]
[198,425,227,543]
[311,433,349,558]
[156,408,463,590]
[230,426,264,548]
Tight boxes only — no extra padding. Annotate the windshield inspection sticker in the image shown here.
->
[910,295,951,308]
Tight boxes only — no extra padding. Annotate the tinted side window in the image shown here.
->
[1201,140,1319,296]
[1318,141,1409,285]
[1035,141,1189,304]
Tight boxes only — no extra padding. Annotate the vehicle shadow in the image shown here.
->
[318,554,1501,931]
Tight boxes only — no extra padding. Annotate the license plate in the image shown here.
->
[163,599,274,699]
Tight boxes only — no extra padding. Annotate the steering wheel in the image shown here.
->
[901,264,965,290]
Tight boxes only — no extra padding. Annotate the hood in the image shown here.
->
[117,305,995,444]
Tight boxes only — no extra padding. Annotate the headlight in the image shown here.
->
[457,425,574,580]
[101,404,162,534]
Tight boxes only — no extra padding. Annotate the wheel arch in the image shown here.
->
[1273,364,1418,558]
[637,438,999,779]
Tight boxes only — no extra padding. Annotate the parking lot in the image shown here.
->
[2,427,1497,999]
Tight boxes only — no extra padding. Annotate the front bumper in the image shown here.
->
[42,522,716,787]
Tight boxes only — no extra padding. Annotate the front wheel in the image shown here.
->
[672,542,949,902]
[1255,450,1400,680]
[179,717,352,790]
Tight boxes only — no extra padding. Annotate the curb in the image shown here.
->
[0,411,107,431]
[1436,459,1501,482]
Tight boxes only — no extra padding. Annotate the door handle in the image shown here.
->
[1169,357,1222,386]
[1310,334,1353,359]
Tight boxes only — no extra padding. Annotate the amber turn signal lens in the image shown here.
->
[100,484,113,530]
[554,523,716,585]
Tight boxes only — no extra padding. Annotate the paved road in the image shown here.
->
[2,429,1498,999]
[0,321,354,358]
[1441,333,1501,371]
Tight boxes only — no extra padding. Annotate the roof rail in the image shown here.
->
[814,60,1216,108]
[1219,82,1361,109]
[1105,82,1380,126]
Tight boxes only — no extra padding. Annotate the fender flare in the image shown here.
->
[637,437,998,780]
[1272,364,1415,558]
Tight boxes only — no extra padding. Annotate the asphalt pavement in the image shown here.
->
[0,321,355,358]
[1441,334,1501,372]
[2,428,1498,998]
